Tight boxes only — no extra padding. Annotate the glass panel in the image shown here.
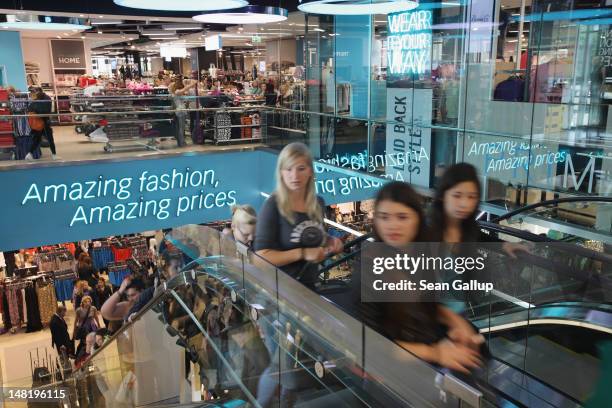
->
[82,297,185,406]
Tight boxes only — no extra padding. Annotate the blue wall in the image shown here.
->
[0,149,387,251]
[0,31,27,91]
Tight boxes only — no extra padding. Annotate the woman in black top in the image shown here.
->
[429,163,483,243]
[358,181,484,373]
[430,163,529,251]
[77,254,98,288]
[254,142,342,287]
[264,82,277,106]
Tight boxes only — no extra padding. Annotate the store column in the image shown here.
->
[0,31,27,90]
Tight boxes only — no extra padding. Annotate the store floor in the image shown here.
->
[0,125,263,168]
[0,302,79,387]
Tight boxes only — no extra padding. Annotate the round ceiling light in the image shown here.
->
[0,15,91,31]
[297,0,418,15]
[114,0,248,11]
[193,6,288,24]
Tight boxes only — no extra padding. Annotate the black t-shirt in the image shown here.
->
[254,194,326,284]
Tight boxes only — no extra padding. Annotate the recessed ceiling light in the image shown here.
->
[99,15,104,18]
[298,0,418,15]
[98,30,103,34]
[113,0,247,11]
[1,15,91,32]
[193,6,288,24]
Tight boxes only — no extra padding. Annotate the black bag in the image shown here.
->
[75,306,93,340]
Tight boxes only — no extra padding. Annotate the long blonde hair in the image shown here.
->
[274,142,322,224]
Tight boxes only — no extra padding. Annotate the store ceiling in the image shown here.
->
[0,0,301,17]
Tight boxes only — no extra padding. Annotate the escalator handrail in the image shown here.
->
[319,222,610,276]
[491,196,612,223]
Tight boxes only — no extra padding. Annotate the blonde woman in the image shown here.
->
[73,295,101,356]
[254,143,342,287]
[223,204,257,247]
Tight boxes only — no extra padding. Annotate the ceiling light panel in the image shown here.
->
[114,0,247,11]
[298,0,418,15]
[194,6,288,24]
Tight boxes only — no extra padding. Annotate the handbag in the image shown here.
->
[75,306,94,340]
[28,113,45,132]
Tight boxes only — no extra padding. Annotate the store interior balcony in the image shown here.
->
[13,219,608,408]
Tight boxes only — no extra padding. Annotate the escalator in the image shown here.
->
[71,198,609,407]
[314,199,611,407]
[70,225,516,408]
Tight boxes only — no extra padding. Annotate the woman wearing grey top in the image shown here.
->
[254,142,342,287]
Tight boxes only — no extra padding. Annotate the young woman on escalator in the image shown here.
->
[254,142,343,288]
[430,162,529,253]
[360,181,484,373]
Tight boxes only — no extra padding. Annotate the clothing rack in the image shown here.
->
[107,261,130,287]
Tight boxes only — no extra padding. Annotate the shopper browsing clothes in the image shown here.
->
[50,305,73,356]
[73,295,102,357]
[77,253,98,288]
[254,142,343,288]
[72,280,93,309]
[25,87,57,161]
[94,278,113,327]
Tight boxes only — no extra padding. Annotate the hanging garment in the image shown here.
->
[7,288,21,327]
[215,112,232,141]
[25,285,43,332]
[241,115,252,139]
[91,246,113,270]
[1,287,11,330]
[111,246,132,262]
[21,288,27,325]
[36,283,57,326]
[54,279,74,302]
[108,268,131,287]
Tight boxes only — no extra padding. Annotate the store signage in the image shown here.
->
[0,151,262,251]
[384,87,432,188]
[468,0,495,54]
[599,29,612,67]
[205,35,222,51]
[50,40,86,70]
[252,35,262,44]
[0,150,398,251]
[466,140,608,195]
[387,10,432,76]
[160,46,187,59]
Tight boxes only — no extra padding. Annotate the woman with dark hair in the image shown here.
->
[430,163,530,250]
[26,87,57,160]
[353,181,484,373]
[264,82,277,106]
[430,163,482,242]
[77,253,98,288]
